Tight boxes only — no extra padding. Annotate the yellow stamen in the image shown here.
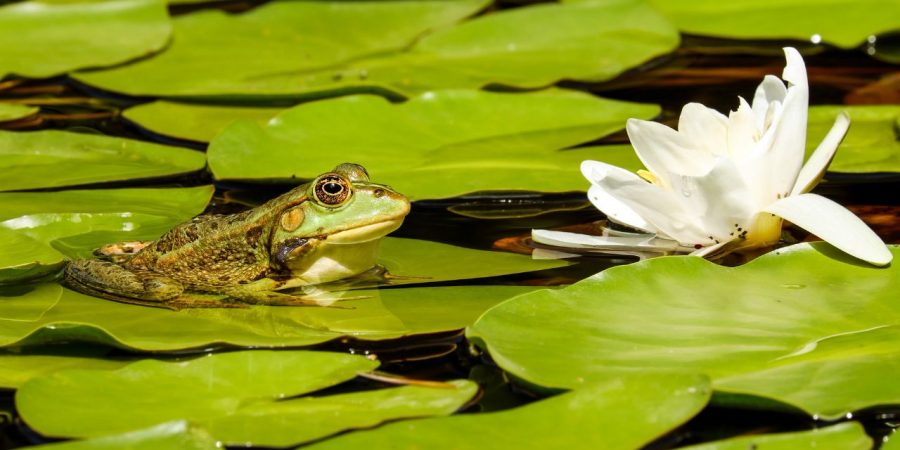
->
[637,170,659,185]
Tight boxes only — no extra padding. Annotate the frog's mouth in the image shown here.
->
[326,218,405,244]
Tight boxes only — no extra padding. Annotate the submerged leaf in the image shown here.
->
[0,130,206,191]
[468,243,900,419]
[0,0,171,78]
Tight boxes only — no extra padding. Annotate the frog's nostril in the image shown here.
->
[373,188,385,198]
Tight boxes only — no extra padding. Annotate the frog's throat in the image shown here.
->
[326,218,404,244]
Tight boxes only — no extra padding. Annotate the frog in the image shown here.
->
[63,163,410,309]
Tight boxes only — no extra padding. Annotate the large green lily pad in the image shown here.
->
[0,130,207,191]
[75,0,678,98]
[0,228,66,283]
[468,243,900,420]
[305,373,710,450]
[73,0,489,98]
[808,105,900,174]
[0,103,38,122]
[16,350,378,438]
[123,101,283,142]
[0,283,542,351]
[0,347,131,389]
[0,0,171,79]
[207,89,656,199]
[884,430,900,450]
[0,186,213,258]
[202,380,476,447]
[645,0,900,49]
[27,422,218,450]
[679,422,871,450]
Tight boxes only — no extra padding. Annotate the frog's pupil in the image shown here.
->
[324,182,342,195]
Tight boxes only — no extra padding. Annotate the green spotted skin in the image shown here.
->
[63,164,410,309]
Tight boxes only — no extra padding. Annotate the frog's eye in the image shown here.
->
[313,174,351,206]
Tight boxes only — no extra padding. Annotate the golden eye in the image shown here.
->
[314,174,351,206]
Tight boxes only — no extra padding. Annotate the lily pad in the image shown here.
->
[123,101,283,142]
[0,283,542,351]
[0,0,171,79]
[0,130,207,191]
[467,243,900,419]
[0,283,62,322]
[808,105,900,174]
[73,0,489,97]
[0,103,38,122]
[16,350,378,438]
[885,431,900,450]
[202,380,476,447]
[644,0,900,49]
[305,373,710,450]
[679,422,871,450]
[0,228,66,283]
[26,421,218,450]
[0,185,214,260]
[0,347,131,389]
[207,89,657,199]
[75,0,678,98]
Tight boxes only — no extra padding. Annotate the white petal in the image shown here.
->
[581,161,656,233]
[531,248,581,260]
[764,193,892,266]
[625,118,714,179]
[764,47,809,197]
[677,103,729,156]
[582,160,712,245]
[665,157,756,240]
[781,47,808,89]
[531,229,685,252]
[751,75,787,130]
[790,112,850,196]
[587,185,656,233]
[726,97,758,160]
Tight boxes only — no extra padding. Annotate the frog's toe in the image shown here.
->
[95,241,152,257]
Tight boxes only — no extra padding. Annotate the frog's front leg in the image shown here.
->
[64,259,186,308]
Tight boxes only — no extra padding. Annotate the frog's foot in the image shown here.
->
[64,259,185,309]
[93,241,152,264]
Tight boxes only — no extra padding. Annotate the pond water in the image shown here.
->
[1,1,899,449]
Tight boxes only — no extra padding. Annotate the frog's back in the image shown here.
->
[128,210,274,286]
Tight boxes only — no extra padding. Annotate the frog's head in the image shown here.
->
[270,163,410,283]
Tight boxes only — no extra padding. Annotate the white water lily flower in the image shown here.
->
[534,47,892,266]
